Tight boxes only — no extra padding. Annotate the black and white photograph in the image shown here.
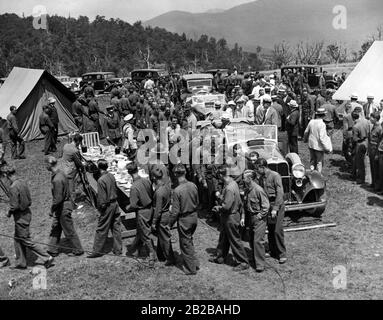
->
[0,0,382,306]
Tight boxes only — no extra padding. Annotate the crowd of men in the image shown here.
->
[1,67,382,275]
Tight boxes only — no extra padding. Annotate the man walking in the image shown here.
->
[210,165,250,271]
[126,162,156,267]
[46,157,84,257]
[170,164,200,275]
[88,159,122,258]
[255,158,287,264]
[7,106,25,159]
[6,166,54,269]
[242,170,270,272]
[150,167,175,266]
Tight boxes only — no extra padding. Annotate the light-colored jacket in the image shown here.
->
[304,119,332,152]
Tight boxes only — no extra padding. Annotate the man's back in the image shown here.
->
[173,181,199,214]
[9,179,31,212]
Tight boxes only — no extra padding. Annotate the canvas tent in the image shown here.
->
[0,67,78,141]
[333,41,383,103]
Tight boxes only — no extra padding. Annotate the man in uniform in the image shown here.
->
[39,105,56,155]
[316,89,327,110]
[7,106,26,159]
[60,133,84,207]
[6,166,54,269]
[48,97,59,144]
[352,107,370,184]
[322,91,339,139]
[126,162,156,267]
[342,102,354,163]
[286,100,300,154]
[88,159,122,258]
[170,164,200,275]
[46,157,84,257]
[210,165,250,271]
[349,93,365,118]
[150,167,175,266]
[255,158,287,264]
[300,88,315,137]
[242,170,270,272]
[72,97,85,133]
[368,112,382,191]
[105,105,122,146]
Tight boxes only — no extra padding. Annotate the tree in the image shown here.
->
[326,42,348,65]
[295,41,324,64]
[271,41,294,68]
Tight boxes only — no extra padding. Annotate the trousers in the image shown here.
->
[44,129,56,154]
[92,202,122,255]
[131,208,156,261]
[48,203,84,255]
[217,212,249,265]
[13,209,50,267]
[0,245,10,267]
[369,147,379,189]
[249,215,267,269]
[309,148,325,173]
[353,143,367,183]
[9,130,25,159]
[287,133,298,154]
[156,211,175,263]
[177,212,199,273]
[267,204,286,259]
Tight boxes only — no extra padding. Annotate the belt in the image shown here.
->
[179,211,196,218]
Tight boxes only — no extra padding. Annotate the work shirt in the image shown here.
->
[322,103,339,128]
[97,172,118,210]
[221,180,242,215]
[343,113,354,139]
[271,102,283,129]
[171,180,199,219]
[152,182,171,225]
[61,143,83,178]
[49,105,59,125]
[9,179,31,213]
[7,113,19,133]
[244,181,270,218]
[106,111,122,139]
[129,177,153,211]
[72,100,83,117]
[51,170,71,213]
[352,118,370,145]
[258,169,284,212]
[39,112,54,131]
[286,109,300,136]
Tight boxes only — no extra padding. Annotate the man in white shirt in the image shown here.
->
[144,76,155,91]
[363,94,378,120]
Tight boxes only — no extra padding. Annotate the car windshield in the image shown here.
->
[187,79,212,90]
[225,124,278,143]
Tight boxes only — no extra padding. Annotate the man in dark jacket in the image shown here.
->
[88,159,122,258]
[6,106,26,159]
[286,100,300,154]
[46,157,84,257]
[6,166,54,269]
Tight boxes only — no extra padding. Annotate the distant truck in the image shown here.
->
[180,73,214,101]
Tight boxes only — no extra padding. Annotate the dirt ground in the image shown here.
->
[0,130,382,300]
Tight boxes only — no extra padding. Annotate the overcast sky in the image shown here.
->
[0,0,253,22]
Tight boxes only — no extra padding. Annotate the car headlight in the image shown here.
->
[292,164,305,179]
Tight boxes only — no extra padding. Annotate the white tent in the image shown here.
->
[333,41,383,103]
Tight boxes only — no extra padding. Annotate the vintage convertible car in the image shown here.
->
[197,119,327,216]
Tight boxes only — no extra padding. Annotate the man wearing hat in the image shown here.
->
[6,106,26,159]
[351,107,370,184]
[48,97,59,144]
[105,105,122,147]
[242,170,269,272]
[286,100,300,154]
[72,97,85,133]
[260,95,278,126]
[300,88,315,137]
[39,105,56,155]
[122,114,137,159]
[46,156,84,257]
[233,97,246,118]
[363,94,378,120]
[170,164,200,275]
[126,162,156,267]
[271,95,283,129]
[315,89,327,110]
[349,94,365,119]
[303,108,333,173]
[88,159,122,258]
[6,165,54,269]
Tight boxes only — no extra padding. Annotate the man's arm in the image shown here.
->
[51,178,64,213]
[272,174,284,212]
[258,188,270,218]
[126,185,139,212]
[221,188,234,213]
[152,189,163,227]
[8,185,20,216]
[169,190,180,226]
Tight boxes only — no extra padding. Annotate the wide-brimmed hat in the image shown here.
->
[124,114,134,122]
[228,100,236,106]
[262,95,272,103]
[367,93,374,99]
[350,93,358,100]
[316,107,327,116]
[288,100,299,108]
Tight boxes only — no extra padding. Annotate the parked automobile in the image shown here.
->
[281,65,338,91]
[196,119,327,216]
[131,69,169,88]
[55,75,73,89]
[180,73,214,101]
[203,69,229,78]
[191,93,226,116]
[79,72,122,92]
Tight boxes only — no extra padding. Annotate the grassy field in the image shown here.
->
[0,130,382,300]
